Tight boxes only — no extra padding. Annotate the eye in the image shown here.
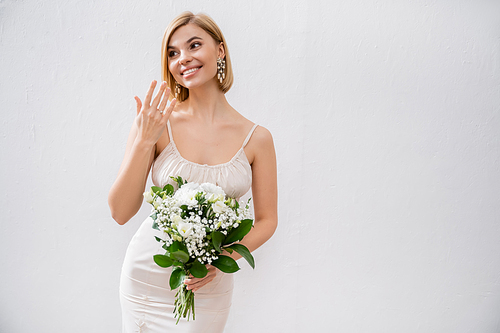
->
[168,50,178,57]
[190,42,201,49]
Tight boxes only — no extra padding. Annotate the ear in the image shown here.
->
[217,42,225,59]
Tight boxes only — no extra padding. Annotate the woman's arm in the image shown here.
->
[185,126,278,292]
[232,125,278,258]
[108,81,176,225]
[108,123,156,225]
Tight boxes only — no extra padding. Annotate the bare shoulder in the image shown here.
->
[252,125,274,145]
[245,125,276,165]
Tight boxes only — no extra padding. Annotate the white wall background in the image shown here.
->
[1,0,499,332]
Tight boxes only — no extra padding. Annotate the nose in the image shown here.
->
[178,51,192,66]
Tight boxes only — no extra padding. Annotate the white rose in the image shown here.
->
[143,189,154,204]
[177,222,193,238]
[179,182,201,191]
[200,182,223,194]
[201,183,225,201]
[212,201,227,214]
[174,187,199,207]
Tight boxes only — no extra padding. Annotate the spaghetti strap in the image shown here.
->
[242,124,258,148]
[166,120,174,143]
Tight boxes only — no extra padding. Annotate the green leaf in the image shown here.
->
[153,254,173,268]
[151,186,163,194]
[170,176,186,188]
[163,184,174,196]
[170,240,189,253]
[150,212,157,220]
[170,267,186,290]
[171,250,189,263]
[225,248,233,254]
[211,231,225,252]
[166,241,190,263]
[152,221,160,230]
[224,219,253,245]
[154,236,162,242]
[211,255,240,273]
[225,244,255,269]
[189,260,208,278]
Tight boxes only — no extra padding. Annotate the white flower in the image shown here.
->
[178,222,193,238]
[200,183,225,202]
[212,201,227,214]
[179,182,200,192]
[143,189,154,204]
[171,214,182,227]
[207,193,224,203]
[200,182,222,194]
[153,196,162,208]
[174,188,199,207]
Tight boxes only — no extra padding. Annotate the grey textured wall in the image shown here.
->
[1,1,499,332]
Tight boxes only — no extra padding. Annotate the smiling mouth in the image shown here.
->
[182,67,202,76]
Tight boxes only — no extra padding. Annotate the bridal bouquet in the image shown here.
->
[143,176,255,323]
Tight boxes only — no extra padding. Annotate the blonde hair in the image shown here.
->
[161,12,234,102]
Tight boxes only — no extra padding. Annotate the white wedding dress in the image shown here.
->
[119,121,258,332]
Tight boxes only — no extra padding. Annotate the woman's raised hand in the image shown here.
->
[134,80,177,146]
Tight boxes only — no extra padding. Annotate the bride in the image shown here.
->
[108,11,278,332]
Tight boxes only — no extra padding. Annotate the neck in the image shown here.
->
[182,79,230,123]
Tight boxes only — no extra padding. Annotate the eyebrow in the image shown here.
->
[167,36,203,50]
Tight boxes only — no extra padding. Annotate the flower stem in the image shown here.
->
[173,283,196,324]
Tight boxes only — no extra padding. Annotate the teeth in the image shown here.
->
[183,67,200,75]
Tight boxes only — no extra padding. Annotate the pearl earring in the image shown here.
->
[175,82,181,99]
[217,58,226,83]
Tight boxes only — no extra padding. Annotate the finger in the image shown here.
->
[134,96,142,115]
[158,87,171,111]
[161,98,177,121]
[151,81,167,109]
[143,80,157,107]
[186,277,214,291]
[184,271,216,290]
[184,278,195,290]
[190,276,215,292]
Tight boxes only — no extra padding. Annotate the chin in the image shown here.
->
[181,78,216,90]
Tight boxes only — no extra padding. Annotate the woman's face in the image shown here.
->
[167,24,223,91]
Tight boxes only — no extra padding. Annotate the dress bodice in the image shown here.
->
[151,121,257,199]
